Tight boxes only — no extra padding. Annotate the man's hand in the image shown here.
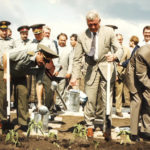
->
[65,73,71,79]
[105,53,117,62]
[3,73,11,82]
[53,71,59,76]
[69,78,77,87]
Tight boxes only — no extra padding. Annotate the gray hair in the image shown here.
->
[86,10,100,21]
[43,25,51,32]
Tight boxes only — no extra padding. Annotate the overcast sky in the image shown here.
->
[0,0,150,46]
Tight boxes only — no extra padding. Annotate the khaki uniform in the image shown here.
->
[115,46,130,113]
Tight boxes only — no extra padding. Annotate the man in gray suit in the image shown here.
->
[54,33,73,111]
[70,10,123,139]
[126,44,150,141]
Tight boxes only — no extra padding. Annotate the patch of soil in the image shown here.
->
[0,113,150,149]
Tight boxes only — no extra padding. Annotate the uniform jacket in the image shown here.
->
[72,26,123,85]
[14,39,32,48]
[126,44,150,93]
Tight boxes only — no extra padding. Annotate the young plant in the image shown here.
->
[48,132,58,140]
[117,130,131,145]
[93,140,100,149]
[27,120,44,138]
[73,124,87,139]
[5,129,20,146]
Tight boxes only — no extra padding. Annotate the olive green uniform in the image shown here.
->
[0,37,14,121]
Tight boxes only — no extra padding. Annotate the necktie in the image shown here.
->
[88,32,96,57]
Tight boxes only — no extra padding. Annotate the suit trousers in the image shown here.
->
[55,78,67,109]
[130,90,150,135]
[115,80,123,113]
[84,70,113,131]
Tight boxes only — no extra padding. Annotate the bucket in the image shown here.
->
[65,89,80,112]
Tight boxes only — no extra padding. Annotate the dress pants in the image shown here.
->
[115,80,123,113]
[84,70,113,131]
[130,90,150,135]
[55,78,67,109]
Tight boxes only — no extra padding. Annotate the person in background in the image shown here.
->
[70,10,123,140]
[7,28,12,38]
[122,35,140,68]
[139,26,150,46]
[115,34,130,117]
[54,33,73,111]
[15,25,31,47]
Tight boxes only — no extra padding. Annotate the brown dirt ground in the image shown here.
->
[0,113,150,150]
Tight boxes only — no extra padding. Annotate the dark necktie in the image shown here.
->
[88,32,96,57]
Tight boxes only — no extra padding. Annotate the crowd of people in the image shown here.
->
[0,10,150,142]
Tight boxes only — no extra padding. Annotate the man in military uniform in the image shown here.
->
[1,44,58,131]
[15,25,31,47]
[0,21,15,130]
[30,24,57,111]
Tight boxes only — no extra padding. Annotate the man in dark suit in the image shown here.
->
[126,44,150,141]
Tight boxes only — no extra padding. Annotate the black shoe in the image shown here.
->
[139,132,150,140]
[130,134,140,142]
[18,125,28,132]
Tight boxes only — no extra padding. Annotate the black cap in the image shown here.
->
[37,44,58,58]
[17,25,30,32]
[0,21,11,29]
[106,25,118,30]
[30,24,45,34]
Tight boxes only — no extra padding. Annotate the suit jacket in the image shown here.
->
[126,44,150,93]
[72,26,123,85]
[117,46,130,80]
[55,45,73,78]
[122,45,140,68]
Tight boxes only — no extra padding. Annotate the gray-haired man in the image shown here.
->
[70,10,123,140]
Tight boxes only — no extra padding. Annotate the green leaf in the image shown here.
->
[5,133,11,142]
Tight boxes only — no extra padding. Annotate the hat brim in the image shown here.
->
[37,44,59,58]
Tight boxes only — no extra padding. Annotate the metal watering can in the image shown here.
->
[65,89,88,112]
[31,105,49,133]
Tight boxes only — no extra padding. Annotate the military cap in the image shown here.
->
[0,21,11,29]
[106,25,118,30]
[37,44,58,58]
[30,24,45,34]
[17,25,30,32]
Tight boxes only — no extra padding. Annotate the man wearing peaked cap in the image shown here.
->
[29,23,59,111]
[37,44,58,58]
[15,25,31,47]
[0,20,15,131]
[1,44,58,130]
[0,21,11,29]
[30,24,45,35]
